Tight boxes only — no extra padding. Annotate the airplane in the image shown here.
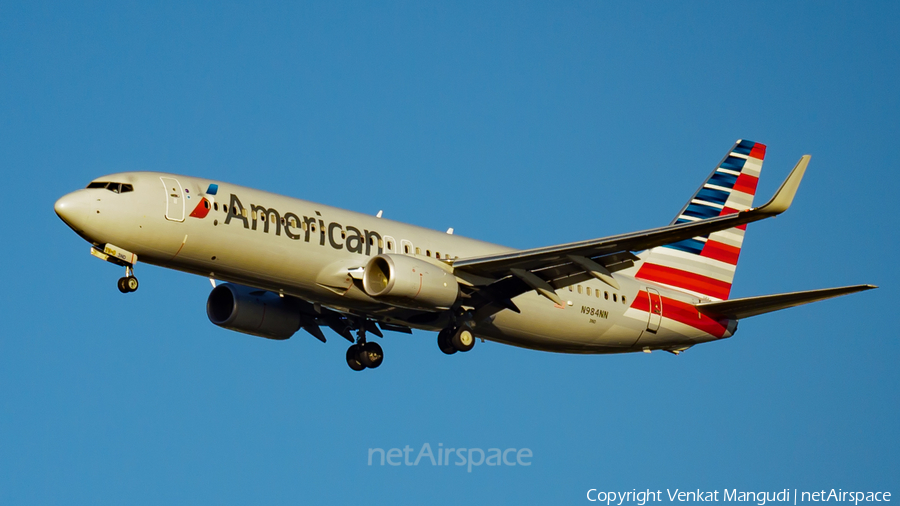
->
[54,140,875,371]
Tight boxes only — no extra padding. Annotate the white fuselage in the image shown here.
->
[55,172,733,354]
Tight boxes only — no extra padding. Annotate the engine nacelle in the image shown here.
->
[206,283,302,340]
[362,254,459,310]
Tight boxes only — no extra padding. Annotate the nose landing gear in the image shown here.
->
[117,265,139,293]
[90,244,140,294]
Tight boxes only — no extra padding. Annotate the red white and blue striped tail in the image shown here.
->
[634,140,766,301]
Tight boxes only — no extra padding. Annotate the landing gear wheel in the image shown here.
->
[437,329,457,355]
[451,327,475,352]
[117,276,139,293]
[359,341,384,369]
[125,276,139,292]
[346,344,365,371]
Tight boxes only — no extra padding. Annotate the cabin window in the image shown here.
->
[577,285,582,294]
[378,239,384,249]
[214,202,219,211]
[290,217,297,227]
[586,287,591,296]
[416,247,421,255]
[568,286,573,292]
[242,208,248,218]
[595,290,600,298]
[426,250,431,257]
[387,241,393,250]
[252,211,258,220]
[435,251,440,258]
[404,244,410,254]
[604,291,609,300]
[271,214,276,224]
[622,296,627,305]
[280,217,285,225]
[302,221,308,231]
[341,230,346,239]
[613,293,617,302]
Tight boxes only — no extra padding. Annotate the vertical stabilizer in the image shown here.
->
[634,140,766,300]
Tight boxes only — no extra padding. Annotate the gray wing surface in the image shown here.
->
[452,156,810,312]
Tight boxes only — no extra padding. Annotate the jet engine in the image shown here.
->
[362,254,459,310]
[206,283,302,340]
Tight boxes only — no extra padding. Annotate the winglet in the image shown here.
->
[755,155,810,215]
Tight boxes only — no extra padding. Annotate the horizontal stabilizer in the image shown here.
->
[694,284,876,320]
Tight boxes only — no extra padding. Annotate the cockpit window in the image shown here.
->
[86,182,133,193]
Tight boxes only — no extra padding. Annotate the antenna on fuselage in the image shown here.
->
[376,210,383,218]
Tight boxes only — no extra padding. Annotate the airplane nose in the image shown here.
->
[54,194,71,216]
[54,191,89,230]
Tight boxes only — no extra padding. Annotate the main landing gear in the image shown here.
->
[437,326,475,355]
[117,265,139,293]
[346,327,384,371]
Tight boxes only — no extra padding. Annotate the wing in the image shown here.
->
[453,155,810,312]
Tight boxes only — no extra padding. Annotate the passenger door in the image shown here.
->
[160,177,185,222]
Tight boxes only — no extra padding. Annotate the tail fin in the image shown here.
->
[634,140,766,300]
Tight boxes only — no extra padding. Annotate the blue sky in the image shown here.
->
[1,1,898,503]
